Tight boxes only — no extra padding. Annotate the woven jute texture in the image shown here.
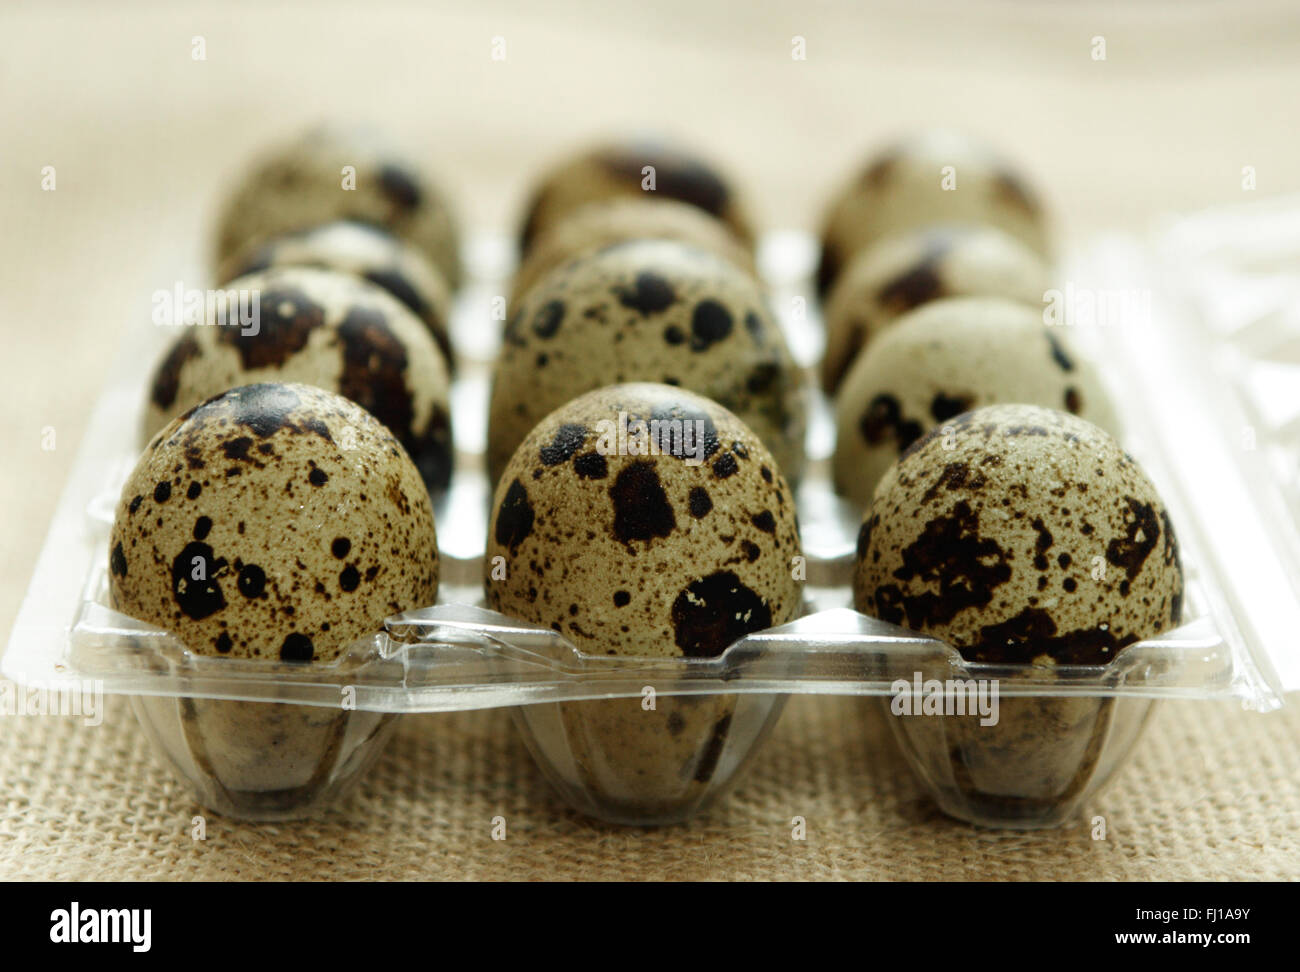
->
[2,693,1297,881]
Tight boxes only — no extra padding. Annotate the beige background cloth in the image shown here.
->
[3,1,1299,880]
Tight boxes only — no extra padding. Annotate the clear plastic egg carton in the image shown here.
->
[5,211,1295,830]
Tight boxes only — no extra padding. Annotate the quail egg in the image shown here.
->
[217,220,455,369]
[486,383,802,656]
[518,138,755,253]
[110,382,439,816]
[821,224,1051,394]
[145,266,453,494]
[833,297,1118,508]
[212,125,462,289]
[487,239,806,488]
[854,403,1183,664]
[855,403,1183,827]
[509,197,756,312]
[485,383,802,822]
[816,131,1050,297]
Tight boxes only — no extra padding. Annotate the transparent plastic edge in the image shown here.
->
[54,594,1240,712]
[1,338,145,692]
[1068,233,1291,709]
[1155,200,1300,697]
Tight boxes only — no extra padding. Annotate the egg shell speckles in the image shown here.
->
[853,404,1183,666]
[484,384,803,659]
[833,297,1119,508]
[518,139,755,253]
[820,224,1051,394]
[144,266,453,494]
[816,131,1050,298]
[487,239,807,488]
[509,197,756,313]
[211,125,462,289]
[217,220,455,369]
[111,382,439,663]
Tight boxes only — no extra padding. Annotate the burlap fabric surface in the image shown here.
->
[3,696,1298,881]
[4,3,1300,880]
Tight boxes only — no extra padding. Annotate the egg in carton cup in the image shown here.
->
[476,382,805,825]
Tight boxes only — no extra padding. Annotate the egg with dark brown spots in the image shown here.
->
[211,125,462,289]
[485,383,802,656]
[144,266,453,493]
[518,138,755,253]
[110,382,439,663]
[485,384,802,815]
[816,130,1050,298]
[509,197,756,314]
[487,239,806,488]
[821,224,1050,394]
[853,404,1183,666]
[217,220,455,369]
[833,297,1118,508]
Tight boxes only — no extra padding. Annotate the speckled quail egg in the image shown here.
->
[212,125,462,290]
[144,266,453,493]
[487,239,806,488]
[509,197,757,312]
[816,130,1050,297]
[518,138,755,253]
[821,224,1051,394]
[485,382,802,655]
[485,383,801,821]
[854,403,1184,666]
[217,220,455,369]
[833,297,1119,509]
[112,381,439,661]
[111,382,438,813]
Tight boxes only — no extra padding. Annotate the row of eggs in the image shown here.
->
[113,124,1183,679]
